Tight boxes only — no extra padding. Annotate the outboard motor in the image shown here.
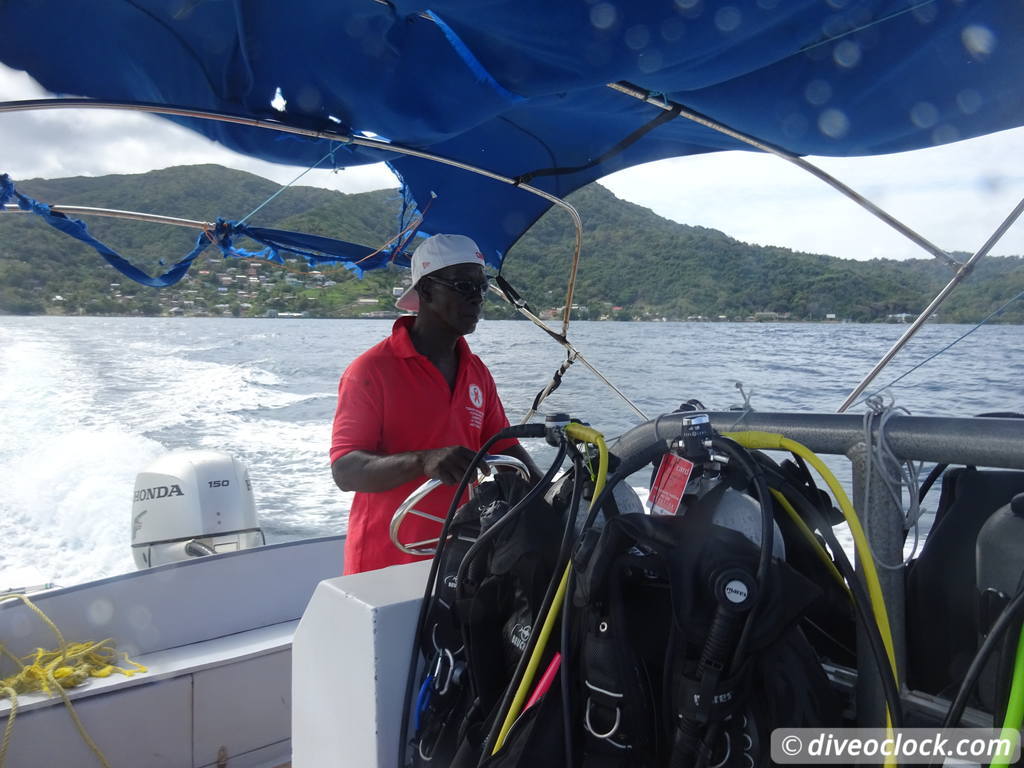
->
[131,450,264,568]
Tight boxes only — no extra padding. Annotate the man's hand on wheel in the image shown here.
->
[420,446,490,485]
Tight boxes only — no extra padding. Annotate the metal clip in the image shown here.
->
[584,697,621,739]
[418,727,442,762]
[431,647,455,696]
[430,622,464,656]
[583,680,623,740]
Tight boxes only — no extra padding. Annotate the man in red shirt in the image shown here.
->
[330,234,540,574]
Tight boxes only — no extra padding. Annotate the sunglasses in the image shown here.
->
[426,275,490,297]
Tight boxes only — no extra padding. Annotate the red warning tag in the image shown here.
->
[648,453,695,516]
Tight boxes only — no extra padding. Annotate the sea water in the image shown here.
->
[1,316,1021,588]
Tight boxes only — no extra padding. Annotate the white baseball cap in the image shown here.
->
[395,233,487,312]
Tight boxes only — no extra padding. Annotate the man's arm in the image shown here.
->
[332,445,492,492]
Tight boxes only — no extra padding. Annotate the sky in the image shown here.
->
[2,63,1022,263]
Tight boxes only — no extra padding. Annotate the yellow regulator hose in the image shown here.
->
[725,430,898,766]
[770,488,851,601]
[990,626,1024,768]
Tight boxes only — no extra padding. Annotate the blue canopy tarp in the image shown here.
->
[1,0,1021,265]
[0,173,411,285]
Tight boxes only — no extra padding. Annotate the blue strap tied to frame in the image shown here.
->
[0,174,411,286]
[1,173,212,287]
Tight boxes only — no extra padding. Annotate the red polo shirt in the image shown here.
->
[330,316,518,574]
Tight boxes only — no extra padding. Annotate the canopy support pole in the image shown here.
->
[837,196,1024,412]
[2,203,211,229]
[606,83,1024,412]
[606,82,962,271]
[1,97,585,338]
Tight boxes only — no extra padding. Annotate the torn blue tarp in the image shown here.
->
[218,223,411,276]
[1,174,209,287]
[0,175,411,286]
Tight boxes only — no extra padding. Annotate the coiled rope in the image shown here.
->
[860,395,926,570]
[0,593,147,767]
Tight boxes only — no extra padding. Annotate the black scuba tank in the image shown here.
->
[975,492,1024,713]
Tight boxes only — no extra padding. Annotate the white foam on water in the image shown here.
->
[241,365,285,387]
[0,334,99,447]
[205,415,345,535]
[0,328,169,586]
[106,358,311,434]
[0,323,354,586]
[1,428,165,587]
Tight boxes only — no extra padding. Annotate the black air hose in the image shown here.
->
[398,423,548,768]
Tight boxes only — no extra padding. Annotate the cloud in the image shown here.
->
[0,66,397,193]
[3,64,1022,261]
[601,131,1024,261]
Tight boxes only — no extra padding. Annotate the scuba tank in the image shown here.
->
[975,492,1024,713]
[559,415,839,768]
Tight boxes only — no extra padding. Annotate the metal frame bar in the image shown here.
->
[691,411,1024,468]
[606,82,1024,415]
[1,97,587,337]
[607,82,961,270]
[2,203,212,229]
[0,98,644,422]
[837,196,1024,412]
[487,284,649,422]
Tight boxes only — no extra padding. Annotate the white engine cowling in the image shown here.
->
[131,450,264,569]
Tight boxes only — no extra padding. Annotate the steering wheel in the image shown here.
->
[389,454,531,556]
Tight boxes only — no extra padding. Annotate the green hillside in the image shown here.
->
[1,164,1021,322]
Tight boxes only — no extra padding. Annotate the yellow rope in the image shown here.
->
[0,593,147,767]
[0,687,15,767]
